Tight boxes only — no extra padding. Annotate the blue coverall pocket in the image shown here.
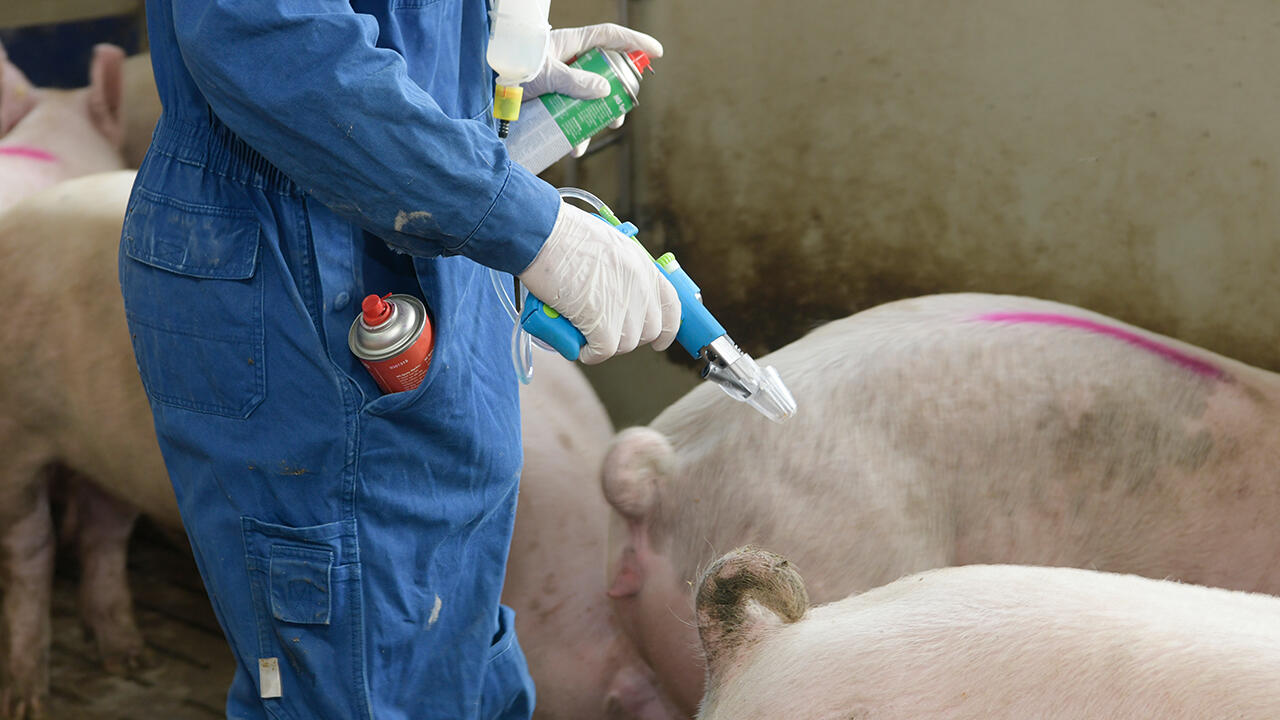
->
[242,517,370,719]
[269,545,332,625]
[482,605,535,720]
[120,189,265,419]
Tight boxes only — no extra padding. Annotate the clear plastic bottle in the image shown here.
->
[487,0,551,137]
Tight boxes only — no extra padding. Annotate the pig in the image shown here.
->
[603,292,1280,715]
[694,547,1280,720]
[0,170,679,719]
[0,172,159,719]
[0,41,126,209]
[0,42,130,718]
[511,353,683,720]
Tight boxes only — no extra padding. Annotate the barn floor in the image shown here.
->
[47,520,234,719]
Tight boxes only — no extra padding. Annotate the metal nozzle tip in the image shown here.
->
[701,338,797,423]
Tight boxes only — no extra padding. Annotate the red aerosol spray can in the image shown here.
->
[348,293,435,394]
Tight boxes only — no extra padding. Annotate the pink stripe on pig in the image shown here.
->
[975,312,1225,379]
[0,146,58,162]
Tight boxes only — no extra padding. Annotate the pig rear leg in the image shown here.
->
[0,466,54,720]
[70,477,147,674]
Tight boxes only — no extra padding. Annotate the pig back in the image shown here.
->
[641,293,1280,602]
[699,562,1280,720]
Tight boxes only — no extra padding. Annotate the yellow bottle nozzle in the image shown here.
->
[494,84,523,139]
[494,84,524,123]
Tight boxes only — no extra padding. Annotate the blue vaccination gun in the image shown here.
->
[519,188,797,423]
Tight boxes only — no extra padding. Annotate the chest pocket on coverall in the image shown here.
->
[121,187,265,419]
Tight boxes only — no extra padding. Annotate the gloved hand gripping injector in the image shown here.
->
[519,191,797,423]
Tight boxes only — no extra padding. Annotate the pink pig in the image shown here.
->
[695,547,1280,720]
[604,293,1280,716]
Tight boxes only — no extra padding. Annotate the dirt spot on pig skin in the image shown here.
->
[556,431,574,452]
[537,598,567,624]
[1039,386,1215,497]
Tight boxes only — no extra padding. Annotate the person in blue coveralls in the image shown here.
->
[118,2,679,718]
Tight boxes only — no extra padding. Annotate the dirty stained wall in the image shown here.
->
[613,0,1280,368]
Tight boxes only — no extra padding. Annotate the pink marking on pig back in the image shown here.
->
[0,146,58,162]
[976,312,1225,379]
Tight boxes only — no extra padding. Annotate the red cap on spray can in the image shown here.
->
[626,50,653,74]
[362,293,393,326]
[350,293,434,394]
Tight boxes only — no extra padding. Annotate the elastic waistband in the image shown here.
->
[149,110,302,196]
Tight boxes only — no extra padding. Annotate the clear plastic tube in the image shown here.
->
[557,186,607,213]
[496,187,613,384]
[491,267,535,384]
[511,313,535,384]
[490,267,519,322]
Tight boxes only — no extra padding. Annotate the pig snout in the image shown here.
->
[694,547,808,681]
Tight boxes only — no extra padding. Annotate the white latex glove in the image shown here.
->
[523,23,662,157]
[519,200,680,365]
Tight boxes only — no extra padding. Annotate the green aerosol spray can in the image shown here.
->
[505,48,652,174]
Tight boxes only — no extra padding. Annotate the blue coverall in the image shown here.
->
[118,2,561,718]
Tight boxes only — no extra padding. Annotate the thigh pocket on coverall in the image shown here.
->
[482,604,536,720]
[120,188,265,418]
[242,516,368,720]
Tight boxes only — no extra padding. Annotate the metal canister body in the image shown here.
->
[348,293,435,395]
[505,47,647,174]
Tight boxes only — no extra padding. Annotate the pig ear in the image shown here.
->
[0,41,6,126]
[695,546,809,681]
[602,427,672,521]
[1,42,39,136]
[88,44,126,147]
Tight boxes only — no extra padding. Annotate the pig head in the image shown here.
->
[0,42,125,209]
